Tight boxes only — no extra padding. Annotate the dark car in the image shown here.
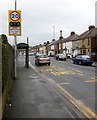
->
[55,54,66,61]
[72,55,93,65]
[35,54,50,66]
[88,53,97,61]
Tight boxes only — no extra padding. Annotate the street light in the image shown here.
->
[60,30,63,54]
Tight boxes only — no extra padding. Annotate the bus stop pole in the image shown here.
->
[26,37,29,68]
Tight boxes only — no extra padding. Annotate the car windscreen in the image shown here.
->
[82,55,90,58]
[59,54,65,57]
[90,53,96,55]
[39,55,48,58]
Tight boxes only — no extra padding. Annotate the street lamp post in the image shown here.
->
[53,25,55,40]
[60,30,63,54]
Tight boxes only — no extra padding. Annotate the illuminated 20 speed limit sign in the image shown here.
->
[8,10,21,22]
[8,10,22,36]
[10,11,20,21]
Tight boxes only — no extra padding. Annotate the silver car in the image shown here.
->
[35,54,50,66]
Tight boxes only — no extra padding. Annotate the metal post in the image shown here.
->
[53,25,55,40]
[14,0,17,78]
[60,30,63,54]
[26,37,29,68]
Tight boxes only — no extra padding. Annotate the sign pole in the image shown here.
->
[14,0,17,78]
[8,0,21,78]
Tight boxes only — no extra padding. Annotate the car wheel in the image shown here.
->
[64,58,66,61]
[73,61,75,64]
[48,63,50,66]
[38,63,40,66]
[79,61,82,65]
[88,63,92,66]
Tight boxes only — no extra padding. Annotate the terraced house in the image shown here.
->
[78,25,97,55]
[30,25,97,58]
[62,32,79,57]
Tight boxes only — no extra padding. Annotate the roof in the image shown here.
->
[17,43,29,49]
[53,37,65,44]
[63,34,79,42]
[49,39,56,45]
[77,28,97,40]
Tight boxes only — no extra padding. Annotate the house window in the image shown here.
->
[76,41,79,47]
[83,50,86,54]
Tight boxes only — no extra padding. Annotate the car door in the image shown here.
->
[75,55,80,63]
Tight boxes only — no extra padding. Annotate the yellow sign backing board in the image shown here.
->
[8,10,22,36]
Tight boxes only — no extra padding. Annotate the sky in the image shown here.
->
[1,0,96,46]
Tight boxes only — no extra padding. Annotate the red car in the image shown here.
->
[88,53,97,61]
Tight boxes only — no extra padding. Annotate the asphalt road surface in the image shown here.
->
[30,56,97,119]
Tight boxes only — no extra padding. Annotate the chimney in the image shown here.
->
[60,30,62,37]
[44,42,46,45]
[52,39,55,41]
[47,41,50,44]
[71,32,75,36]
[59,30,63,39]
[89,25,95,30]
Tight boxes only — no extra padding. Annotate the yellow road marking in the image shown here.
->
[51,71,76,76]
[54,68,65,70]
[60,72,69,75]
[91,77,95,79]
[45,69,53,71]
[84,80,97,82]
[69,99,92,120]
[56,84,97,119]
[58,83,70,85]
[67,70,76,74]
[51,71,69,76]
[40,66,57,68]
[51,72,57,76]
[77,73,84,76]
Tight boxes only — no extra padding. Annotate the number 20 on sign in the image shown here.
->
[8,10,22,36]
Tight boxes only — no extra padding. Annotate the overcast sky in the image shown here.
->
[1,0,96,46]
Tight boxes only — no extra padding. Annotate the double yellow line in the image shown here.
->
[56,84,97,119]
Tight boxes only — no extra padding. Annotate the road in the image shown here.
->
[30,56,97,119]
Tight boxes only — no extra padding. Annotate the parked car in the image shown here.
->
[67,53,72,58]
[55,54,66,61]
[88,53,97,61]
[35,54,50,66]
[35,53,42,56]
[29,52,34,56]
[72,55,93,65]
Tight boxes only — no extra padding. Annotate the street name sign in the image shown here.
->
[8,10,22,36]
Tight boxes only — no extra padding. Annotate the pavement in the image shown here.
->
[2,57,86,119]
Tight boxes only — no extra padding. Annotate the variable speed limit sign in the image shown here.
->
[10,11,20,21]
[8,10,22,36]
